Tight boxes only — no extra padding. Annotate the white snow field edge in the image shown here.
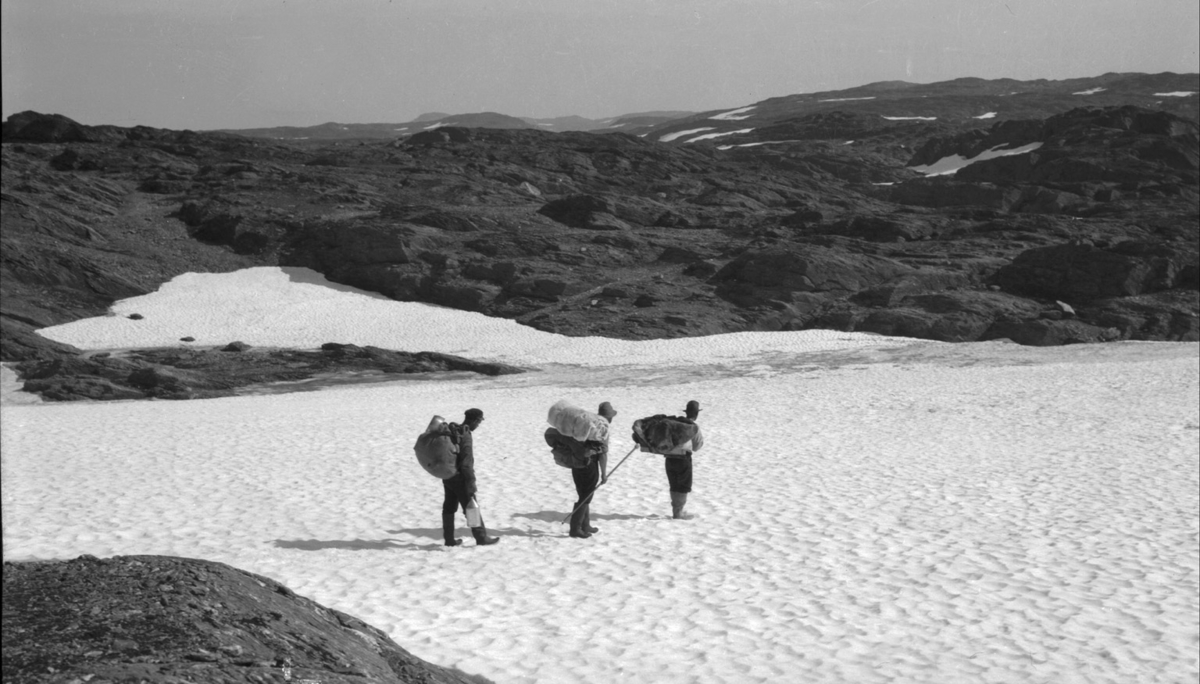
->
[911,142,1044,177]
[3,267,1198,684]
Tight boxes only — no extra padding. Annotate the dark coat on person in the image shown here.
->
[447,422,477,495]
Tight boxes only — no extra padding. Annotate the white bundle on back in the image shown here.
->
[547,399,609,443]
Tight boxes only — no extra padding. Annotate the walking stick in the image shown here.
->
[560,445,638,525]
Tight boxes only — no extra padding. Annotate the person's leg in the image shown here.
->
[462,487,499,546]
[442,480,462,546]
[569,463,595,538]
[667,456,693,519]
[583,459,599,533]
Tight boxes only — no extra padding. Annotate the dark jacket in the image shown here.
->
[448,423,477,493]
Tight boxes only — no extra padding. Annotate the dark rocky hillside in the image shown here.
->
[2,73,1197,399]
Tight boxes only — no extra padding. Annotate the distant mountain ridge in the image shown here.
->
[210,73,1194,143]
[645,71,1198,146]
[215,110,696,141]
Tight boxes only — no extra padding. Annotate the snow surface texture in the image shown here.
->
[911,142,1044,177]
[4,267,1199,684]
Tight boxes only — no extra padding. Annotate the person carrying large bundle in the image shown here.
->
[545,400,615,539]
[631,400,704,520]
[437,408,499,547]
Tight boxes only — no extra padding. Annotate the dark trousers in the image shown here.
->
[442,476,474,515]
[442,476,475,544]
[570,459,599,532]
[665,454,693,493]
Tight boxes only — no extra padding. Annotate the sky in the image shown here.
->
[4,266,1198,683]
[2,1,1199,131]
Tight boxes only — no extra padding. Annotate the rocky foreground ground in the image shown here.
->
[2,73,1197,402]
[3,555,491,683]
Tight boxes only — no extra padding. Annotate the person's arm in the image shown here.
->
[599,446,609,485]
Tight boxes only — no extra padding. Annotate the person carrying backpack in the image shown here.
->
[663,400,704,520]
[566,401,616,539]
[442,408,499,547]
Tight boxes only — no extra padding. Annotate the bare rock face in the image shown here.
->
[3,555,489,684]
[994,241,1199,302]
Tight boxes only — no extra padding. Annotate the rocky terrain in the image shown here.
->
[15,344,524,402]
[3,555,491,683]
[2,72,1197,401]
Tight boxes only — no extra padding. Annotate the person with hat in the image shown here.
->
[662,400,704,520]
[568,401,616,539]
[442,408,499,546]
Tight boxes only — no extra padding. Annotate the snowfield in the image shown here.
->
[3,267,1198,684]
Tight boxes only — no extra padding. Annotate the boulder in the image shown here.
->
[2,555,483,684]
[890,179,1021,210]
[851,270,972,307]
[537,195,634,230]
[712,244,913,306]
[994,241,1197,302]
[1078,290,1200,341]
[826,214,941,242]
[981,318,1122,346]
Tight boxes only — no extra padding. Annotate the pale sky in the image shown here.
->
[3,0,1198,130]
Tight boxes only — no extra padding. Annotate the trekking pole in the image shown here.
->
[560,445,638,525]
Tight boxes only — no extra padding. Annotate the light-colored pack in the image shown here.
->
[413,415,458,479]
[547,399,609,443]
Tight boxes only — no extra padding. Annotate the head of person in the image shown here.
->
[685,400,701,420]
[598,401,617,423]
[464,408,484,430]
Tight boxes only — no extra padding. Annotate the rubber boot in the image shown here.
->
[583,503,598,534]
[442,512,462,546]
[569,503,591,538]
[670,492,691,520]
[471,526,500,546]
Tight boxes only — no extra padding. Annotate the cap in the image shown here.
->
[598,401,617,418]
[685,400,701,414]
[465,408,484,421]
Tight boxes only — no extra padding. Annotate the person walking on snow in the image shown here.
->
[664,400,704,520]
[569,401,615,539]
[443,408,499,546]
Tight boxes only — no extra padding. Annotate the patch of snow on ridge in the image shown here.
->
[423,122,451,130]
[684,128,754,143]
[1154,91,1198,97]
[818,96,875,102]
[1073,87,1106,95]
[36,267,898,369]
[659,127,715,143]
[710,106,756,121]
[910,142,1043,177]
[882,115,936,121]
[974,112,997,119]
[716,140,801,150]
